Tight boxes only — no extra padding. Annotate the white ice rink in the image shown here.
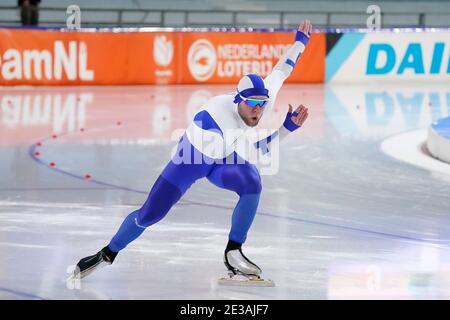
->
[1,83,450,299]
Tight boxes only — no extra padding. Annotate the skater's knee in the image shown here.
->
[137,209,164,228]
[220,164,262,195]
[247,175,262,195]
[137,175,183,227]
[137,202,170,227]
[236,172,262,195]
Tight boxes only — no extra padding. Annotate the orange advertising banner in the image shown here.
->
[0,28,324,85]
[180,32,325,84]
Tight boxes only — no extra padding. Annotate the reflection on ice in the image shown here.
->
[325,84,450,139]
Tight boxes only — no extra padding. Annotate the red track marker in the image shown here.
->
[36,142,42,147]
[34,152,40,157]
[49,162,56,167]
[52,134,57,139]
[84,174,92,180]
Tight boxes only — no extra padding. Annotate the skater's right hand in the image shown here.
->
[283,104,309,132]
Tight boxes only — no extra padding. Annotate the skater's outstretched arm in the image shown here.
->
[254,104,309,155]
[263,20,312,103]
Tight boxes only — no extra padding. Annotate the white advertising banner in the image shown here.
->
[326,31,450,83]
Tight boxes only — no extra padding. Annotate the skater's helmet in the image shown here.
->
[233,74,269,104]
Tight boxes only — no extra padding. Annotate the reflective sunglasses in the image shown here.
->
[241,95,269,108]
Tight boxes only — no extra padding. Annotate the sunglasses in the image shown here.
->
[241,96,269,108]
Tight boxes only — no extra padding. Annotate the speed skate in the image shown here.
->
[219,246,275,286]
[218,273,275,287]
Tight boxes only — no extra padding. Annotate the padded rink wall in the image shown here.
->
[0,28,325,85]
[427,117,450,164]
[0,27,449,85]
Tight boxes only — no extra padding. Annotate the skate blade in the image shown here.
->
[218,274,275,287]
[68,260,110,282]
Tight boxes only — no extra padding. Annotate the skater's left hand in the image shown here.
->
[283,104,309,132]
[297,20,312,38]
[295,20,312,46]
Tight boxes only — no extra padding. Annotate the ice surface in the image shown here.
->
[1,83,450,299]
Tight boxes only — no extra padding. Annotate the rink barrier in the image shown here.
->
[427,117,450,164]
[0,27,449,85]
[0,27,325,85]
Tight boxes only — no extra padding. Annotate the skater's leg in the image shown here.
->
[108,175,183,252]
[228,193,260,244]
[207,155,262,244]
[108,134,214,252]
[206,154,264,277]
[108,210,144,253]
[73,135,216,279]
